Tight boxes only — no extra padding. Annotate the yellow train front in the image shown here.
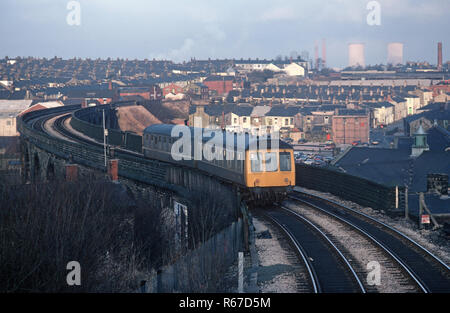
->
[142,124,295,203]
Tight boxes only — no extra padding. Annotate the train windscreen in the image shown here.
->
[280,152,291,171]
[264,152,278,172]
[250,152,263,172]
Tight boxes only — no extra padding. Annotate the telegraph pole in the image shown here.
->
[103,109,107,168]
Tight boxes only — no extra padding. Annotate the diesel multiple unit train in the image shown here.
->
[142,124,295,201]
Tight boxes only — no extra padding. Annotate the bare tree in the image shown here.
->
[0,178,163,292]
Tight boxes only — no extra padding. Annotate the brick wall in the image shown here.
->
[203,80,233,95]
[332,115,369,144]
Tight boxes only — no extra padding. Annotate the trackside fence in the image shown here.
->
[295,164,404,213]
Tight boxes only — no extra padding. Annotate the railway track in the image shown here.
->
[30,110,142,160]
[52,113,144,158]
[288,190,450,293]
[261,206,366,293]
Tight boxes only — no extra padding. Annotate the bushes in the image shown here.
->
[0,169,240,292]
[0,179,158,292]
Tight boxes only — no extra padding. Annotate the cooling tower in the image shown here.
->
[387,42,403,65]
[348,43,365,67]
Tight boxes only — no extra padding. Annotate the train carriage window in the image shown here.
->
[264,152,278,172]
[250,153,263,172]
[237,160,243,172]
[280,152,291,171]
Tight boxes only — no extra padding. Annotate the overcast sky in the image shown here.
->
[1,0,448,68]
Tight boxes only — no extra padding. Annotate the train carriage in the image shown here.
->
[142,124,295,202]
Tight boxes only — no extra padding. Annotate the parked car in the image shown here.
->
[371,141,379,145]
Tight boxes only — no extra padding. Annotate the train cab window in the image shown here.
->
[250,153,263,172]
[264,152,278,172]
[280,152,291,171]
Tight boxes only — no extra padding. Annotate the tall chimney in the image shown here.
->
[437,42,443,71]
[322,38,326,69]
[314,41,319,70]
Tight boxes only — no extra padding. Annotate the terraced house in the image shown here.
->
[224,105,254,133]
[365,101,395,127]
[264,106,300,133]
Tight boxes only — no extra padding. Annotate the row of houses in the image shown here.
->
[188,103,371,144]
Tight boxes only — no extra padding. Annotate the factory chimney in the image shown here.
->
[437,42,443,71]
[314,41,319,70]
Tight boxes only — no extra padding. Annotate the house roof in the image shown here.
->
[335,109,368,116]
[251,105,272,117]
[229,105,254,116]
[404,107,450,123]
[65,89,115,98]
[189,104,252,117]
[333,127,450,192]
[364,101,394,108]
[426,126,450,151]
[410,151,450,192]
[18,101,64,116]
[194,82,208,88]
[333,147,413,187]
[390,96,406,103]
[266,106,300,117]
[0,100,32,114]
[204,76,234,82]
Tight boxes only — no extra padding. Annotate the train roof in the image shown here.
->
[144,124,293,150]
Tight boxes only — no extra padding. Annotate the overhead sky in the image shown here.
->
[1,0,448,68]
